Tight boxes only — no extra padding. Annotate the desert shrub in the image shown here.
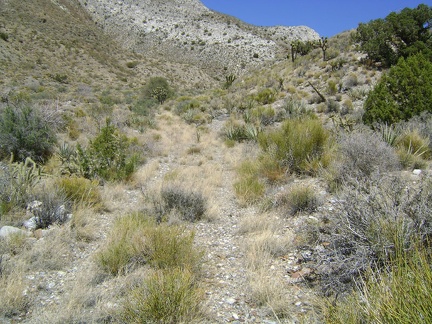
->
[254,88,276,105]
[331,128,400,182]
[0,105,57,162]
[396,129,430,169]
[258,117,330,175]
[283,97,308,117]
[76,119,138,181]
[317,174,432,295]
[324,242,432,323]
[122,268,203,323]
[126,61,139,68]
[57,177,102,207]
[250,106,276,125]
[327,80,338,95]
[343,73,358,88]
[234,160,265,205]
[160,186,206,222]
[143,77,173,105]
[327,99,340,113]
[32,188,71,229]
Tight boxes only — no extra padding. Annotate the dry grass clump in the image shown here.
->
[233,160,265,205]
[57,177,102,208]
[122,267,204,323]
[0,265,30,319]
[275,184,321,216]
[96,212,202,276]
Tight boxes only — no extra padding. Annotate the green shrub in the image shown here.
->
[126,61,139,68]
[0,32,8,41]
[77,119,138,181]
[353,4,432,67]
[143,77,173,105]
[363,53,432,125]
[122,268,203,323]
[250,106,276,125]
[254,88,276,105]
[258,118,330,175]
[0,106,57,162]
[160,186,206,222]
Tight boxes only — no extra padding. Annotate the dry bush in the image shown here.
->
[329,128,400,187]
[160,185,206,222]
[233,160,265,205]
[316,174,432,296]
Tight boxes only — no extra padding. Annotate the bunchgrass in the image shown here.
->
[122,268,203,323]
[233,160,265,205]
[96,212,202,275]
[324,242,432,323]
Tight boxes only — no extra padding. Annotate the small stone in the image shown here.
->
[226,297,236,305]
[232,313,240,320]
[295,301,302,307]
[413,169,422,176]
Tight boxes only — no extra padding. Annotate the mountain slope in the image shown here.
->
[79,0,319,76]
[0,0,219,96]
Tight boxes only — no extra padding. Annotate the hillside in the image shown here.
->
[1,1,432,323]
[79,0,319,76]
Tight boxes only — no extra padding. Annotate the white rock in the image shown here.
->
[413,169,422,176]
[23,216,37,230]
[0,226,28,238]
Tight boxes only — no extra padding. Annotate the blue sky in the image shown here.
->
[200,1,432,37]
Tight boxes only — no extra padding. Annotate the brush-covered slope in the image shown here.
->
[0,0,218,97]
[79,0,320,75]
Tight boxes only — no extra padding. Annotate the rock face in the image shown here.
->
[78,0,319,75]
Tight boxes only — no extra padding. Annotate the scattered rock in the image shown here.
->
[0,225,28,238]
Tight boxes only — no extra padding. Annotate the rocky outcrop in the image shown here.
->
[78,0,319,75]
